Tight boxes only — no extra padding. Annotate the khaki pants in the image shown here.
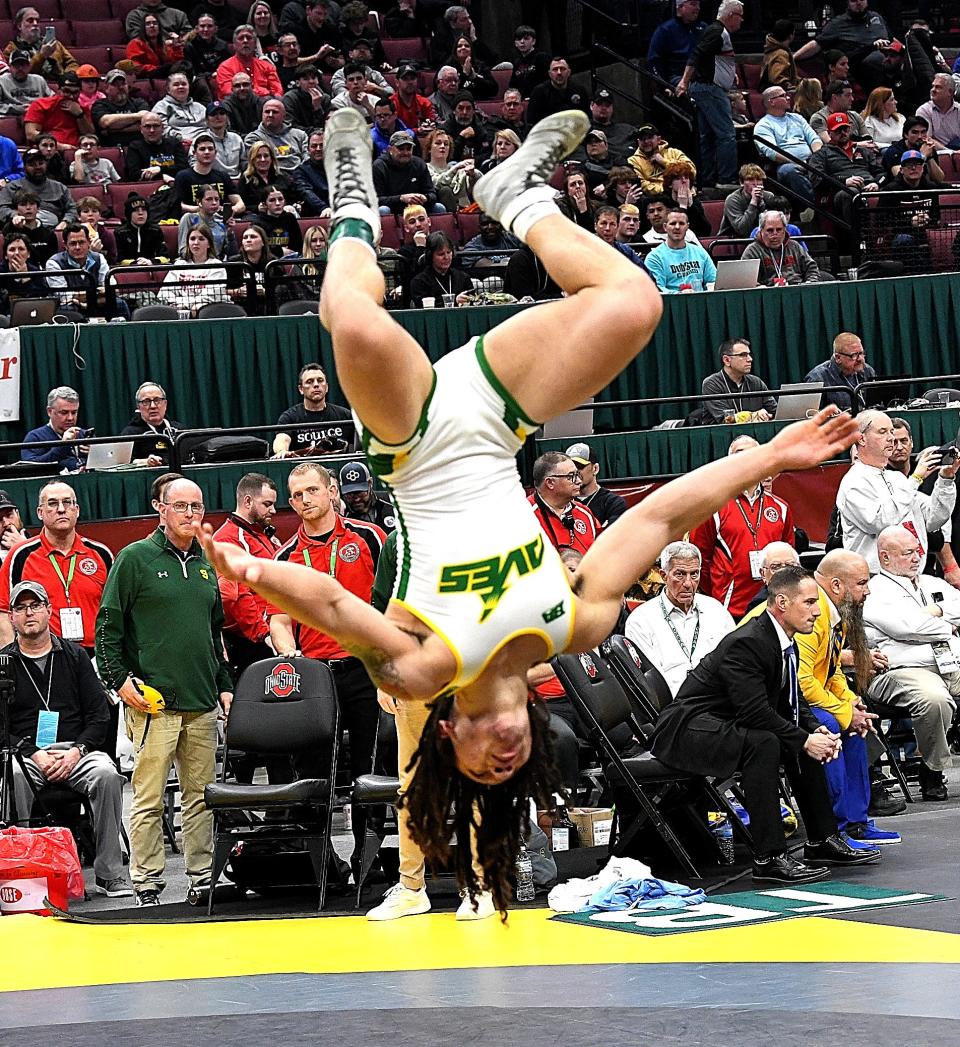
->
[395,699,482,892]
[868,667,959,772]
[125,706,218,892]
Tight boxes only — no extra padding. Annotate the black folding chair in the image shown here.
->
[203,657,340,914]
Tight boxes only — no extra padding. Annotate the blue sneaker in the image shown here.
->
[842,832,882,852]
[846,821,902,846]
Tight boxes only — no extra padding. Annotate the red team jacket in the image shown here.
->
[212,514,282,645]
[528,493,600,556]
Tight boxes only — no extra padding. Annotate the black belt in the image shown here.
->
[325,656,361,671]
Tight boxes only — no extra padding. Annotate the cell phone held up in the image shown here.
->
[43,25,56,46]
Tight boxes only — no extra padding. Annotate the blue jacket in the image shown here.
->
[803,358,877,411]
[21,422,85,470]
[371,119,413,160]
[0,136,23,183]
[647,16,707,83]
[291,158,330,217]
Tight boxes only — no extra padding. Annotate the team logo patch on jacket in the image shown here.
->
[764,507,781,522]
[338,542,360,563]
[78,557,99,575]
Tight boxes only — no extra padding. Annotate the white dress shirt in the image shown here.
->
[836,461,955,573]
[625,592,734,697]
[863,569,960,669]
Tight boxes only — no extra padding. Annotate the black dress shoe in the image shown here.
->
[868,784,907,817]
[752,853,830,884]
[804,833,881,865]
[919,763,949,802]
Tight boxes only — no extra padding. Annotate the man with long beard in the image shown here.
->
[796,549,903,846]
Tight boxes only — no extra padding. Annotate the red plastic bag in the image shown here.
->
[0,826,85,903]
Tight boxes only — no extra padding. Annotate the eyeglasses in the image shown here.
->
[836,351,866,359]
[138,396,167,406]
[764,562,796,573]
[42,498,76,509]
[13,601,46,613]
[548,472,580,482]
[727,351,752,358]
[164,501,204,514]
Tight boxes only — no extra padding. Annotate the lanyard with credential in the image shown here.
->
[303,539,338,577]
[734,492,765,549]
[49,553,77,603]
[660,595,700,664]
[23,651,54,709]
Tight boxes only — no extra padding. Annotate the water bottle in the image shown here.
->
[515,844,535,902]
[711,816,735,865]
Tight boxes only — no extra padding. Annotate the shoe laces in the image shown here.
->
[332,144,369,207]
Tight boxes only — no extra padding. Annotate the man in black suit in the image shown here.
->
[651,565,882,883]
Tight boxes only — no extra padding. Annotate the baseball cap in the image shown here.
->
[23,147,44,162]
[900,149,925,163]
[104,68,127,84]
[396,62,418,78]
[564,442,596,466]
[389,130,414,147]
[0,489,17,511]
[192,131,216,147]
[593,88,613,103]
[825,112,851,132]
[585,129,607,145]
[206,101,228,116]
[10,580,49,606]
[76,64,100,79]
[636,123,659,138]
[339,461,371,494]
[10,50,31,64]
[59,71,80,88]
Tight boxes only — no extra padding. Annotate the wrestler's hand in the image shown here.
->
[768,406,859,472]
[198,523,263,584]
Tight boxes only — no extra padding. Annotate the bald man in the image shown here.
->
[864,525,960,802]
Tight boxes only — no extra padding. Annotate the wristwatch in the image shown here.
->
[75,743,89,757]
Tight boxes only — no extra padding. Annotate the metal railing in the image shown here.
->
[853,188,960,274]
[104,261,254,319]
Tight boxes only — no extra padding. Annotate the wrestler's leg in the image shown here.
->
[321,109,433,445]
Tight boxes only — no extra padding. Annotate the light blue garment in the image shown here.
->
[645,241,717,293]
[753,112,819,162]
[582,877,707,913]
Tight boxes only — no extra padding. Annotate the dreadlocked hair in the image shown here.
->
[399,692,566,920]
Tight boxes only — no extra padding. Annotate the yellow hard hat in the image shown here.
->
[135,681,165,715]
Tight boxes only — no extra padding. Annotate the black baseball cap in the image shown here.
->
[0,489,18,511]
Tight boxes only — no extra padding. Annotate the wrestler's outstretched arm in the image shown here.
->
[571,408,859,644]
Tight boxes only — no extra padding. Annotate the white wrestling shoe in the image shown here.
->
[455,889,496,921]
[473,109,589,237]
[323,107,381,243]
[366,882,431,921]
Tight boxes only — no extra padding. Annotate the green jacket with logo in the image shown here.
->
[95,528,233,711]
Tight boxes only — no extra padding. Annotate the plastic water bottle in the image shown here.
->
[711,817,735,864]
[515,844,535,902]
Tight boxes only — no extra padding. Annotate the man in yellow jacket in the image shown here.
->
[627,124,697,194]
[794,549,901,846]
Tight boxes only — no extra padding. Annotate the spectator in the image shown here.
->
[177,183,234,257]
[339,1,386,66]
[792,77,823,122]
[528,451,599,556]
[2,188,56,263]
[808,112,884,226]
[625,540,735,697]
[244,97,308,174]
[158,223,231,317]
[447,36,497,101]
[837,410,956,574]
[577,129,615,192]
[126,12,183,79]
[580,89,635,166]
[202,100,244,177]
[0,148,74,229]
[76,66,105,117]
[396,202,431,269]
[478,127,520,175]
[691,434,795,618]
[0,131,23,187]
[0,491,26,562]
[216,25,284,99]
[564,441,627,528]
[292,127,330,216]
[251,184,303,254]
[192,0,244,40]
[460,212,519,265]
[69,134,119,187]
[21,386,86,471]
[330,37,392,100]
[393,62,437,137]
[675,0,744,190]
[425,128,476,211]
[428,65,461,125]
[442,91,491,163]
[875,149,939,272]
[183,14,230,80]
[330,61,380,121]
[240,141,300,213]
[810,79,868,141]
[904,18,950,111]
[616,203,640,243]
[428,4,496,70]
[647,0,706,86]
[115,193,170,266]
[662,160,710,239]
[503,241,561,301]
[627,123,695,196]
[273,33,303,91]
[0,49,52,116]
[742,210,822,286]
[338,460,396,532]
[642,193,697,246]
[287,222,327,299]
[700,336,777,424]
[4,7,78,79]
[409,230,472,307]
[0,231,46,313]
[24,72,92,149]
[760,19,798,90]
[279,0,342,74]
[272,362,352,459]
[374,131,440,215]
[75,196,117,265]
[371,97,412,159]
[247,0,279,57]
[509,24,549,97]
[593,205,645,268]
[882,114,945,181]
[916,73,960,150]
[861,86,904,146]
[487,87,528,141]
[96,476,232,907]
[556,165,597,231]
[45,223,115,318]
[92,68,153,148]
[35,133,68,180]
[118,381,182,466]
[384,0,433,39]
[645,208,716,293]
[226,224,277,314]
[824,50,850,84]
[152,71,209,147]
[718,163,775,237]
[220,71,263,136]
[793,0,894,95]
[174,133,245,214]
[804,332,877,412]
[125,0,190,41]
[526,57,589,126]
[753,86,822,204]
[282,64,329,131]
[125,113,189,184]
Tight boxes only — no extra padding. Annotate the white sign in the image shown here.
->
[0,328,21,421]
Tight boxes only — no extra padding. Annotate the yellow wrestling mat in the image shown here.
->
[3,908,960,993]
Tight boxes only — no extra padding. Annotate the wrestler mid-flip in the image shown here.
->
[201,107,859,915]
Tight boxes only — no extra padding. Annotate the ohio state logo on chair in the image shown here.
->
[264,662,301,698]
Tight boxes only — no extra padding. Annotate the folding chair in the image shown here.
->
[203,657,340,914]
[553,651,715,878]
